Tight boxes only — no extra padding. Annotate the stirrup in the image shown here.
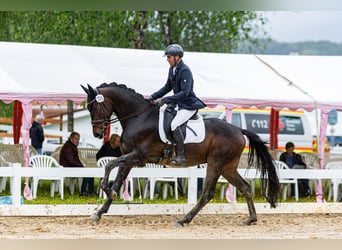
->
[171,155,186,164]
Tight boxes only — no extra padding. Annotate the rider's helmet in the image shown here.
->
[164,44,184,58]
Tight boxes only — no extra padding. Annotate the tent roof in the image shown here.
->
[0,41,341,111]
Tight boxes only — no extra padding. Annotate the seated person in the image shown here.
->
[96,134,122,190]
[279,141,311,198]
[60,131,96,197]
[96,134,122,160]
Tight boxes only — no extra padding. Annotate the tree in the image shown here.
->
[0,11,266,119]
[0,101,13,118]
[147,11,267,52]
[0,11,267,52]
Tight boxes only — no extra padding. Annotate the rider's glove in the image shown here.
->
[157,99,166,107]
[144,96,153,103]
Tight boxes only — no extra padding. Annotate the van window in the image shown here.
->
[231,113,241,128]
[278,115,304,135]
[245,114,304,135]
[201,111,225,120]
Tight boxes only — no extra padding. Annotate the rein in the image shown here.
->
[87,92,148,128]
[91,109,147,126]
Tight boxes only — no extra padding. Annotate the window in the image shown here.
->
[245,114,304,135]
[231,113,241,128]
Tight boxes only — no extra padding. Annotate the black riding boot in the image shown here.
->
[171,127,186,165]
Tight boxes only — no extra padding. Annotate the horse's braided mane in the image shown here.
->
[98,82,146,100]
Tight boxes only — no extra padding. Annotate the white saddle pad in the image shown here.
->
[158,109,205,144]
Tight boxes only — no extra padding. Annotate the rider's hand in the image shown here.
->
[144,96,153,103]
[157,99,166,107]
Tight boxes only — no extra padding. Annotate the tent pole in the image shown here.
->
[255,54,324,202]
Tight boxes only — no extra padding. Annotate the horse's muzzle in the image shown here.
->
[93,128,108,139]
[93,132,103,139]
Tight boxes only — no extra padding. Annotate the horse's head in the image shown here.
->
[81,84,113,139]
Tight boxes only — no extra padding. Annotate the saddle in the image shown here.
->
[158,104,205,144]
[163,104,197,141]
[157,104,205,164]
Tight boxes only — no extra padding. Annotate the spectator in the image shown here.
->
[96,134,122,160]
[29,114,45,154]
[279,141,311,198]
[60,131,96,197]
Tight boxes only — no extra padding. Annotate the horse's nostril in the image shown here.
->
[93,132,104,139]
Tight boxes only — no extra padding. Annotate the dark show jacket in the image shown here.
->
[96,141,122,161]
[151,60,206,110]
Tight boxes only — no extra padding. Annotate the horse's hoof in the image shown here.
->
[174,220,187,227]
[89,213,101,221]
[109,190,117,200]
[242,217,257,225]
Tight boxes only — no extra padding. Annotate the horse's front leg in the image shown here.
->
[90,166,133,221]
[100,159,119,198]
[102,153,140,198]
[90,152,141,222]
[90,158,119,222]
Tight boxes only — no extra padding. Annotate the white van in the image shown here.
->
[199,107,313,153]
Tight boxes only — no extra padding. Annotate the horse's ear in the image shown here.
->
[87,84,97,96]
[80,84,89,94]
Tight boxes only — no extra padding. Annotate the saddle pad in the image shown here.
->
[158,110,205,144]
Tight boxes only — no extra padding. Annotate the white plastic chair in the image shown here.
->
[29,155,64,199]
[97,156,117,198]
[51,150,81,195]
[0,155,12,193]
[143,163,178,200]
[274,160,299,201]
[325,161,342,202]
[301,152,318,169]
[97,156,141,200]
[301,152,318,192]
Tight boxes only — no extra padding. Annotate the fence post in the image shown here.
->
[187,167,198,204]
[11,163,21,205]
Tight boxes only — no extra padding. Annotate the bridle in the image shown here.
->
[87,89,149,134]
[87,93,114,132]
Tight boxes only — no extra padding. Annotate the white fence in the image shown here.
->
[2,164,342,206]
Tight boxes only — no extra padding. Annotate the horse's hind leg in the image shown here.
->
[175,173,220,227]
[223,172,257,225]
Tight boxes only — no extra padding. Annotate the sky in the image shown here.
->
[258,11,342,137]
[260,11,342,43]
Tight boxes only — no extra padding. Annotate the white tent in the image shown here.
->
[1,41,342,202]
[0,41,329,104]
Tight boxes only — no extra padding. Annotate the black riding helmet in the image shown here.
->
[164,44,184,58]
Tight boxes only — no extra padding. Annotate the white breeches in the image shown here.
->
[171,109,197,131]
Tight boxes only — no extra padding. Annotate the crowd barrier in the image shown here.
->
[1,164,342,206]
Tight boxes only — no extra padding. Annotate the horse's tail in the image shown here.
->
[241,129,280,208]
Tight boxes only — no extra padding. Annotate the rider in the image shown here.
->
[146,44,206,164]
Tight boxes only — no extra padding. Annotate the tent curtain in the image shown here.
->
[314,110,329,203]
[103,125,110,144]
[224,107,232,123]
[270,109,279,150]
[21,102,33,200]
[21,102,32,167]
[13,100,23,144]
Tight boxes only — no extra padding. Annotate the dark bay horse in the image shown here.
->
[81,82,280,226]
